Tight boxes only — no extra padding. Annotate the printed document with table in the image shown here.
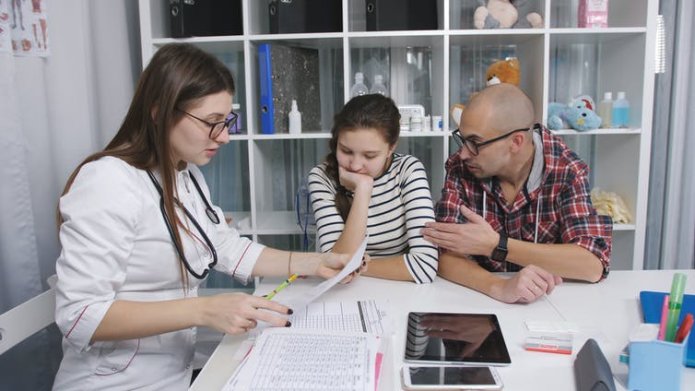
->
[223,238,386,391]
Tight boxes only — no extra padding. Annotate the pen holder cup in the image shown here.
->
[628,335,689,391]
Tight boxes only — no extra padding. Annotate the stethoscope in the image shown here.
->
[147,170,219,279]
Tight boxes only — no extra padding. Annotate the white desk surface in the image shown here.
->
[190,270,695,390]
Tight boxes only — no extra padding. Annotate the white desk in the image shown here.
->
[190,270,695,390]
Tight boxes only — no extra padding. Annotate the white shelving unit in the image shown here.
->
[139,0,657,271]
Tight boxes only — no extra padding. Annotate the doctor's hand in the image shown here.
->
[198,292,291,335]
[338,166,374,194]
[490,264,563,304]
[423,205,499,257]
[291,252,354,280]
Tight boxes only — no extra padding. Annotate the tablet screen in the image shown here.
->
[404,312,512,365]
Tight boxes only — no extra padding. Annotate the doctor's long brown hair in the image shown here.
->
[324,94,400,220]
[58,43,235,289]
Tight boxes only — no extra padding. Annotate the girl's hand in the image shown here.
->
[340,254,370,284]
[338,166,373,193]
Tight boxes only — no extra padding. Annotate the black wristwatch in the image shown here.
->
[491,233,508,262]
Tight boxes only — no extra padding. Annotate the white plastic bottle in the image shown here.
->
[350,72,369,97]
[612,91,630,128]
[370,74,388,96]
[598,92,613,128]
[289,99,302,134]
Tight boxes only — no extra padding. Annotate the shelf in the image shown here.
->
[255,211,306,235]
[550,31,646,46]
[151,39,244,53]
[152,36,245,45]
[448,29,545,37]
[253,133,331,140]
[249,32,344,42]
[249,35,344,49]
[250,132,449,140]
[551,128,642,135]
[549,27,647,35]
[141,0,658,270]
[449,33,543,46]
[399,131,449,138]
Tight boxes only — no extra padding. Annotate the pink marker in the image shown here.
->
[657,294,670,340]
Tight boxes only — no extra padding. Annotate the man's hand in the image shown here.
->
[423,205,499,257]
[490,265,563,304]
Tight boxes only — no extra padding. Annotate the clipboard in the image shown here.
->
[639,290,695,367]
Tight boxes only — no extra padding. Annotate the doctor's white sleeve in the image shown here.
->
[55,158,143,352]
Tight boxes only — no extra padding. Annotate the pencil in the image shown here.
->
[265,274,298,300]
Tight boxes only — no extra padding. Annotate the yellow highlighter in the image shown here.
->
[265,274,298,300]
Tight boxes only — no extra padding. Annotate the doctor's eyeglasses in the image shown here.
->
[177,108,238,139]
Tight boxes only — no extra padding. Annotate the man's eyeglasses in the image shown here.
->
[177,108,238,139]
[452,123,540,156]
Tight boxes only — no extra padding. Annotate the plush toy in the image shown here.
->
[485,57,520,86]
[474,0,544,29]
[450,58,521,126]
[547,95,602,131]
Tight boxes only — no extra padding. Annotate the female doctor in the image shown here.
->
[53,43,358,390]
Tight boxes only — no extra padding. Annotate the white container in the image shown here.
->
[350,72,369,98]
[410,116,423,132]
[598,92,613,128]
[423,115,431,131]
[399,115,411,131]
[432,115,443,131]
[289,99,302,134]
[370,74,388,96]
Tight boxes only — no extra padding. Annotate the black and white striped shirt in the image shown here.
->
[308,154,438,283]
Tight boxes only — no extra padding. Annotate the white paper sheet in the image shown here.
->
[223,328,379,391]
[283,238,367,309]
[290,299,391,336]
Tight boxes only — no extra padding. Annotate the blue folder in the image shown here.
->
[640,290,695,367]
[258,43,275,134]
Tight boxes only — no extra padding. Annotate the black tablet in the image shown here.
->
[404,312,512,366]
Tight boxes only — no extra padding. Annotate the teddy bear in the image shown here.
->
[474,0,544,29]
[485,57,520,86]
[450,58,521,126]
[547,95,602,131]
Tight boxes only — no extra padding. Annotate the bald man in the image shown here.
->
[423,84,612,304]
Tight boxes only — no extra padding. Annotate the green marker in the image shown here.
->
[665,273,687,342]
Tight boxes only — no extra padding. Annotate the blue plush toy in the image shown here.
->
[547,95,602,132]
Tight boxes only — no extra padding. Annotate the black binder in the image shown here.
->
[170,0,242,38]
[258,43,321,134]
[366,0,438,31]
[269,0,342,34]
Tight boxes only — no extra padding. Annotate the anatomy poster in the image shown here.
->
[0,0,9,53]
[3,0,49,56]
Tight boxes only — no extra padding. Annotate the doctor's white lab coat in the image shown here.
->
[53,156,264,390]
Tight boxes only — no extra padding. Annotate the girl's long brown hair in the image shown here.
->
[59,43,235,288]
[324,94,400,220]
